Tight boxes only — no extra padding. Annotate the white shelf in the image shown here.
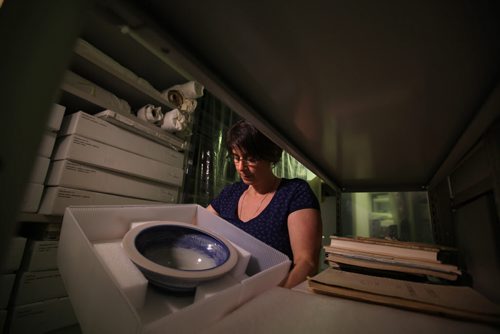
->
[17,213,62,224]
[71,39,175,110]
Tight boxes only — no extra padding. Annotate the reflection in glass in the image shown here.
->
[340,192,433,243]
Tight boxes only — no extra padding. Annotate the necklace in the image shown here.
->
[239,177,278,220]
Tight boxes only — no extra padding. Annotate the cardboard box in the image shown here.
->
[59,111,184,167]
[58,204,291,334]
[29,156,50,184]
[8,297,77,334]
[52,135,184,186]
[0,237,27,273]
[0,274,15,308]
[37,131,57,158]
[21,183,44,213]
[47,103,66,132]
[38,186,159,216]
[12,270,67,306]
[22,240,59,272]
[46,160,179,203]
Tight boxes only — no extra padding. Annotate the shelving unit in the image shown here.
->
[17,213,62,224]
[10,4,200,230]
[4,6,200,332]
[78,9,189,98]
[71,39,175,111]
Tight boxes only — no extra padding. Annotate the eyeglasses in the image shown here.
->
[231,154,259,166]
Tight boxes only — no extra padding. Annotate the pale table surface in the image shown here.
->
[204,284,499,334]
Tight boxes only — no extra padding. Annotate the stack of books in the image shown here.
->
[308,268,500,325]
[309,236,500,324]
[324,236,461,282]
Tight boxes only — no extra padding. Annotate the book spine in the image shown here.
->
[329,240,438,262]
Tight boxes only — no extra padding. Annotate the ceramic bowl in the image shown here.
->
[122,221,238,292]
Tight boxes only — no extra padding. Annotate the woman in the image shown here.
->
[207,120,322,288]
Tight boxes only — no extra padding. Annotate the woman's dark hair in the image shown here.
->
[226,120,283,163]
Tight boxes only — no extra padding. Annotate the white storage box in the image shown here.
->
[96,109,186,151]
[52,134,184,186]
[22,240,59,272]
[0,274,15,308]
[59,111,184,167]
[12,270,67,305]
[8,297,77,334]
[38,186,158,216]
[46,160,179,203]
[46,103,66,132]
[0,237,27,274]
[58,204,291,334]
[29,156,50,184]
[37,131,57,158]
[21,183,44,213]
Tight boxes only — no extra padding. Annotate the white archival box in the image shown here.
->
[38,187,159,216]
[37,131,57,158]
[21,183,44,213]
[59,111,184,167]
[46,160,179,203]
[9,297,77,334]
[52,134,183,187]
[58,204,291,334]
[22,240,59,272]
[29,156,50,184]
[0,237,27,274]
[46,103,66,132]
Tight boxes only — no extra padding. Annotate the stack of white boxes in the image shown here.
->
[7,237,78,334]
[0,238,27,333]
[20,104,66,213]
[38,111,184,215]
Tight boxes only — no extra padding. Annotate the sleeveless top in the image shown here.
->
[210,178,320,260]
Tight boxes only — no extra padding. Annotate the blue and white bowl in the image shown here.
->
[122,221,238,292]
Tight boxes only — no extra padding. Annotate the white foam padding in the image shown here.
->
[94,241,148,310]
[229,241,251,280]
[194,241,251,302]
[194,272,240,303]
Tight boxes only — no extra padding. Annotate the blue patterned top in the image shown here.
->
[210,178,320,260]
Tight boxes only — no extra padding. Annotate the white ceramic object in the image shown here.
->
[122,221,238,292]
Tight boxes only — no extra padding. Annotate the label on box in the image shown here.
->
[53,134,184,186]
[13,270,67,305]
[9,297,77,334]
[60,111,185,167]
[23,240,59,272]
[46,160,179,203]
[38,186,159,216]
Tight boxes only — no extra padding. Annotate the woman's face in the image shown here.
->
[231,147,272,185]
